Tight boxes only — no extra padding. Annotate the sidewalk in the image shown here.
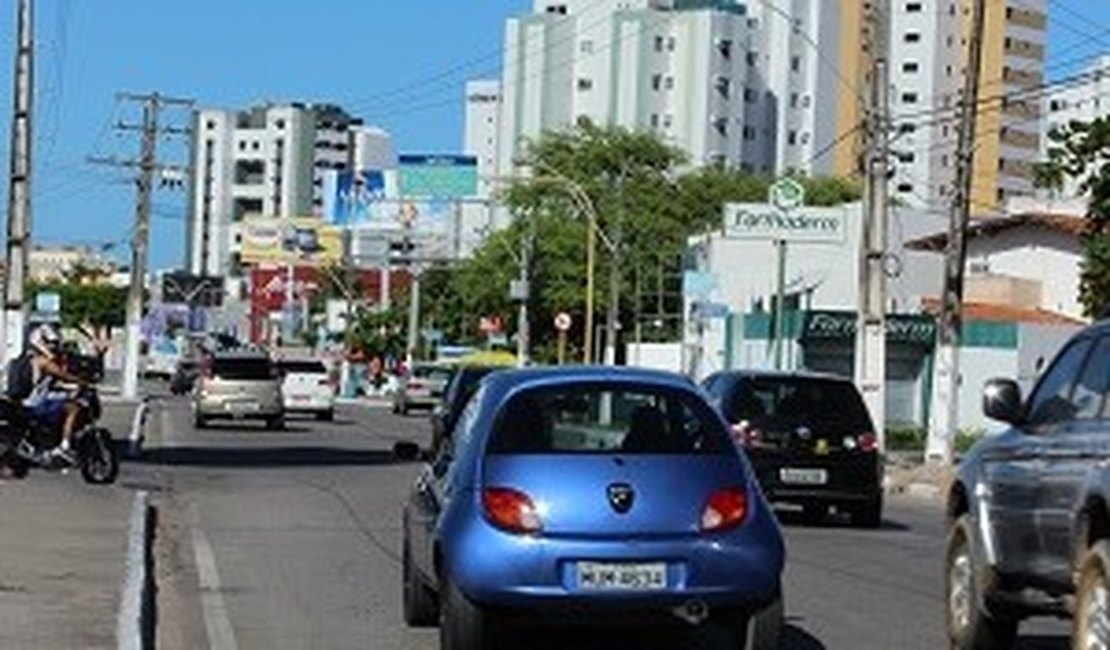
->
[0,477,133,649]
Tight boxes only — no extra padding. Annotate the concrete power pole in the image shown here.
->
[91,92,193,400]
[3,0,34,366]
[927,0,989,464]
[856,0,892,449]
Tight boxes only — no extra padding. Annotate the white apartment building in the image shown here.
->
[1042,53,1110,198]
[495,0,752,177]
[186,103,394,277]
[465,80,502,198]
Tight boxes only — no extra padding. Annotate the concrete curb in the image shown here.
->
[117,491,156,650]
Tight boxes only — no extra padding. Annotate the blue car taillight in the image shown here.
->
[482,487,543,535]
[700,487,748,533]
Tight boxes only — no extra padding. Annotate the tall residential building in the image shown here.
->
[185,103,394,276]
[882,0,1047,215]
[465,80,502,198]
[1041,53,1110,198]
[495,0,752,178]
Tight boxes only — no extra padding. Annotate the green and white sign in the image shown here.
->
[723,203,848,244]
[769,177,805,211]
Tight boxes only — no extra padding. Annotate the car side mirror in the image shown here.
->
[983,378,1023,424]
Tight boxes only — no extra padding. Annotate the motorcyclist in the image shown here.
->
[24,324,88,465]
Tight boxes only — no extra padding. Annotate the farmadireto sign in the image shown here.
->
[723,203,847,244]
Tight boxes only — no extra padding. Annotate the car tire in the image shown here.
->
[402,541,438,627]
[440,573,495,650]
[267,416,285,431]
[734,592,783,650]
[849,494,883,529]
[946,514,1018,650]
[1073,540,1110,650]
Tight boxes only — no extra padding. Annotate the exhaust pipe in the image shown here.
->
[672,599,710,626]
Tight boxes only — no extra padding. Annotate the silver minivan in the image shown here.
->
[193,352,284,430]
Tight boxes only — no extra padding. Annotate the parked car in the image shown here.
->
[278,359,336,421]
[144,337,181,380]
[392,363,454,415]
[944,318,1110,649]
[430,365,505,454]
[192,352,284,430]
[702,371,883,527]
[170,359,199,395]
[402,367,785,650]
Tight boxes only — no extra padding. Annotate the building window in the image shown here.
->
[718,39,733,58]
[902,92,918,104]
[666,36,676,51]
[652,74,662,91]
[899,123,917,134]
[664,77,674,90]
[275,119,285,130]
[790,56,801,72]
[577,78,594,91]
[663,114,673,129]
[746,51,757,66]
[206,120,216,130]
[655,35,665,52]
[789,93,799,108]
[906,2,922,11]
[905,32,921,43]
[580,39,593,54]
[787,130,797,145]
[744,88,758,103]
[897,151,916,163]
[650,114,660,129]
[743,126,756,140]
[903,61,919,73]
[238,141,246,151]
[897,183,914,193]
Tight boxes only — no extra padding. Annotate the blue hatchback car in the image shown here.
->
[401,367,785,650]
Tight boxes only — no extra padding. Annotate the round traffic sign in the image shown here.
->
[554,312,573,332]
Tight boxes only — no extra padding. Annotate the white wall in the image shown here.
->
[957,347,1020,435]
[965,227,1084,319]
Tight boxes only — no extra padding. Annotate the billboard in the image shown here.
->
[161,272,224,307]
[723,203,848,244]
[398,154,478,199]
[322,169,388,226]
[240,218,342,266]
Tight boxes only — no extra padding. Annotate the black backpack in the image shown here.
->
[6,352,34,400]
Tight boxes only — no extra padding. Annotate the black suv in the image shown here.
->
[946,319,1110,649]
[703,371,884,527]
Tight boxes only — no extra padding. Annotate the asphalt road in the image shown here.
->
[130,392,1071,650]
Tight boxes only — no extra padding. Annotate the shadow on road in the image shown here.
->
[774,509,911,533]
[493,621,824,649]
[129,445,403,468]
[1016,635,1068,649]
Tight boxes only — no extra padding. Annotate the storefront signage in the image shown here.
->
[723,203,847,244]
[803,311,936,346]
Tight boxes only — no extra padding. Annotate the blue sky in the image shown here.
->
[0,0,1106,271]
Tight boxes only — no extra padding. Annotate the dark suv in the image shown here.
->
[703,371,883,527]
[945,319,1110,649]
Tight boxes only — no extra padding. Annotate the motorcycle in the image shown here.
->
[0,372,119,485]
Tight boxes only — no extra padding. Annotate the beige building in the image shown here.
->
[29,244,116,285]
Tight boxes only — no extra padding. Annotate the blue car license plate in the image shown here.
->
[576,562,666,591]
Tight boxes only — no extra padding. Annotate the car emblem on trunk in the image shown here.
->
[795,426,813,441]
[607,483,635,514]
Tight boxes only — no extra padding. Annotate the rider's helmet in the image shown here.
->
[28,323,61,357]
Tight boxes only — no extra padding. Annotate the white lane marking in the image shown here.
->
[190,507,239,650]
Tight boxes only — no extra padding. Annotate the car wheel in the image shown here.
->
[267,416,285,431]
[440,573,495,650]
[734,592,783,650]
[946,514,1018,650]
[402,541,438,627]
[1073,541,1110,650]
[849,494,883,529]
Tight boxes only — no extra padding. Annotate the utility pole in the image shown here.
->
[514,217,533,367]
[856,0,892,450]
[91,92,193,400]
[927,0,988,465]
[3,0,34,366]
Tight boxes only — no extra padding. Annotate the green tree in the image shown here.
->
[1034,117,1110,317]
[28,283,127,339]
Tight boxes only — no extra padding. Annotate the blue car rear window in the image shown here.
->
[487,383,730,455]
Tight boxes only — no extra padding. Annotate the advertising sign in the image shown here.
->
[802,310,936,346]
[723,204,847,244]
[162,272,224,307]
[240,217,342,266]
[322,169,387,226]
[398,154,478,199]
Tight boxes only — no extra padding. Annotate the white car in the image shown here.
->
[277,359,336,421]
